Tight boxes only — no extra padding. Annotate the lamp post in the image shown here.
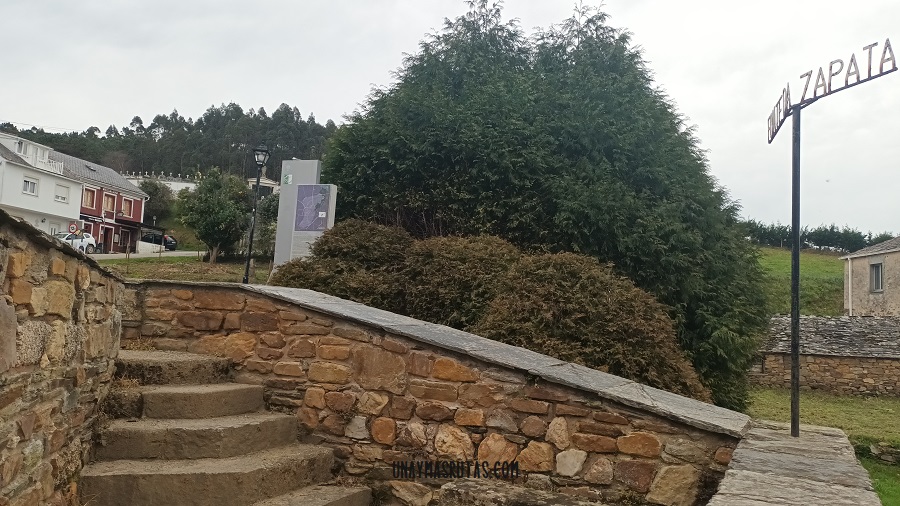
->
[243,143,270,284]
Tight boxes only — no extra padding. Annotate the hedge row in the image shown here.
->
[271,219,710,401]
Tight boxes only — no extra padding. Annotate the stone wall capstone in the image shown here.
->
[0,210,124,506]
[124,281,750,506]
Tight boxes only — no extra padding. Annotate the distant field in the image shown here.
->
[758,247,844,316]
[98,256,272,284]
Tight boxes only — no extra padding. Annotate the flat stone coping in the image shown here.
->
[130,280,752,438]
[708,420,880,505]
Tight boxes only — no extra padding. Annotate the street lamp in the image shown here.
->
[243,143,270,283]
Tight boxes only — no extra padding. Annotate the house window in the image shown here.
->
[55,184,69,203]
[22,177,38,195]
[49,222,61,235]
[871,263,884,292]
[15,141,27,155]
[122,198,133,217]
[103,194,116,212]
[83,188,97,208]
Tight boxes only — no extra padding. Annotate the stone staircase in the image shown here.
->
[80,350,371,506]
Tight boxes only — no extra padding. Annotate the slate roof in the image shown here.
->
[764,315,900,359]
[841,236,900,259]
[0,143,32,167]
[49,151,148,199]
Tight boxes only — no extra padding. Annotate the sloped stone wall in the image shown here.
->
[124,281,747,506]
[0,212,124,506]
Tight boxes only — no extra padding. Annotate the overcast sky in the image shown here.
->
[3,0,898,233]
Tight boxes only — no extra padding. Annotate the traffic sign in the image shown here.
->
[68,223,77,233]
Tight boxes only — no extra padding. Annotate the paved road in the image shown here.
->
[91,250,205,260]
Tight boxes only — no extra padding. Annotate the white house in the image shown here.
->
[0,133,81,235]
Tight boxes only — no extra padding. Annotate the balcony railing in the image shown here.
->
[36,158,65,175]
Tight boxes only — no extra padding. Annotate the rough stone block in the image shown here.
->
[516,441,554,472]
[435,424,475,460]
[372,417,397,444]
[432,357,479,382]
[618,432,662,457]
[273,361,304,377]
[509,398,549,414]
[409,378,458,401]
[478,433,519,464]
[177,311,223,331]
[7,252,30,278]
[352,346,407,394]
[415,401,454,421]
[308,362,352,384]
[193,290,245,310]
[357,392,389,415]
[241,312,278,332]
[556,449,587,477]
[9,279,33,305]
[646,465,700,506]
[572,433,616,453]
[318,345,350,360]
[615,460,658,493]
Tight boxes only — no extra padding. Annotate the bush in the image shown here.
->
[270,257,406,314]
[405,235,520,330]
[472,253,711,401]
[311,219,413,272]
[270,220,413,313]
[271,221,711,401]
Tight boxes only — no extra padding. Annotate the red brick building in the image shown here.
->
[49,151,149,253]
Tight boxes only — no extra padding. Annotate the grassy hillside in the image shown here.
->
[758,247,844,316]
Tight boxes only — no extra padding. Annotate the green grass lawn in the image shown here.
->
[863,458,900,504]
[748,388,900,504]
[758,247,844,316]
[98,256,272,284]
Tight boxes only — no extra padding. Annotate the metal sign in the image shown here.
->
[767,37,896,438]
[68,223,77,233]
[768,38,896,143]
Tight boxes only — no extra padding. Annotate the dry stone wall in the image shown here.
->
[0,211,124,506]
[752,316,900,396]
[124,281,749,506]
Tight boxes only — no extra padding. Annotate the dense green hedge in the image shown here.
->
[272,221,711,401]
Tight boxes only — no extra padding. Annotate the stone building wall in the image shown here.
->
[752,315,900,396]
[124,281,749,506]
[845,249,900,316]
[752,354,900,395]
[0,211,124,506]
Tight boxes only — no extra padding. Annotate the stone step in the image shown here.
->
[95,412,297,460]
[254,485,372,506]
[142,383,264,419]
[435,479,608,505]
[79,444,334,506]
[116,349,231,385]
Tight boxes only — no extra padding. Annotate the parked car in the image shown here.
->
[141,232,177,251]
[54,232,97,254]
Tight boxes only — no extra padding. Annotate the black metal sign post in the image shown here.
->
[768,38,896,437]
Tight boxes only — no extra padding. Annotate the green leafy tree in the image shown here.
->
[179,168,251,263]
[323,1,768,409]
[139,179,175,225]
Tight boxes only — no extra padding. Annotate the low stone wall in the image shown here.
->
[123,281,749,506]
[752,316,900,396]
[752,353,900,395]
[0,211,124,505]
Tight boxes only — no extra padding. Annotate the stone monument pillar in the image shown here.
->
[273,160,337,267]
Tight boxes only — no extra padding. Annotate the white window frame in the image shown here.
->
[122,197,134,217]
[15,141,27,155]
[103,193,116,213]
[55,184,70,203]
[83,188,97,208]
[49,222,61,235]
[871,263,884,293]
[22,176,38,196]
